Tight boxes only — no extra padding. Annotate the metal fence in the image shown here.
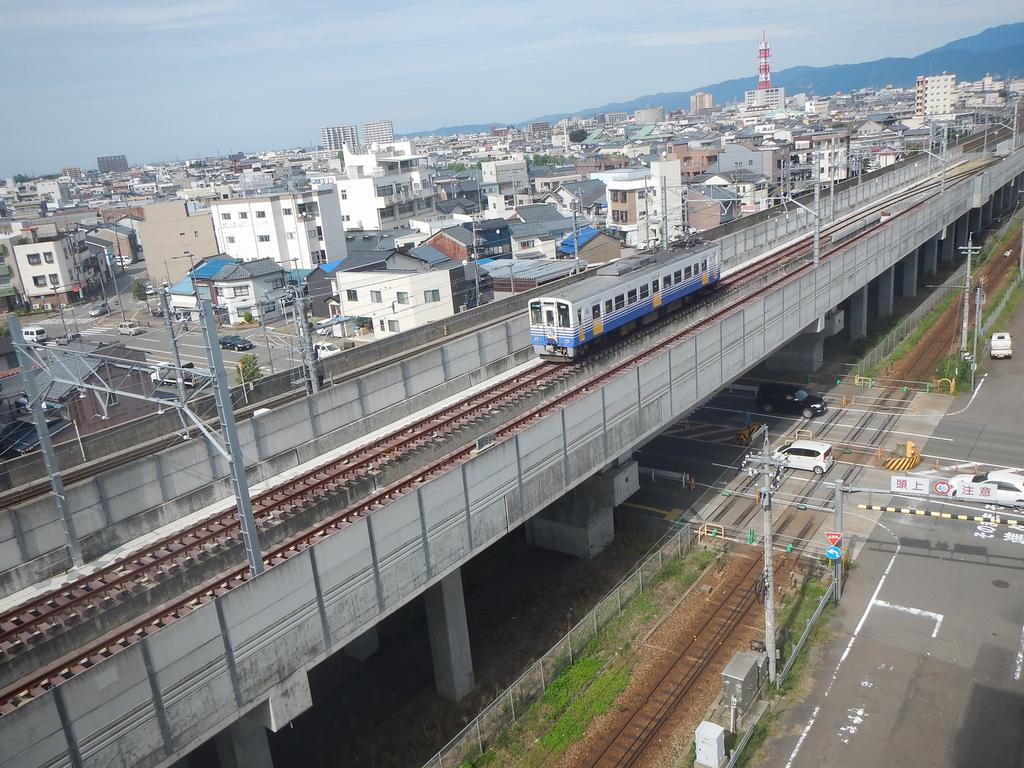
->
[421,523,695,768]
[857,265,966,375]
[980,272,1022,337]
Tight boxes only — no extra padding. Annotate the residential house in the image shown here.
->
[540,179,607,221]
[87,223,139,263]
[686,186,739,231]
[328,248,477,338]
[791,132,851,187]
[9,230,104,306]
[422,219,512,262]
[668,145,720,179]
[696,170,770,212]
[556,227,620,264]
[169,256,289,324]
[508,206,575,258]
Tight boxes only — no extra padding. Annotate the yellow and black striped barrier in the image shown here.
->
[857,504,1022,526]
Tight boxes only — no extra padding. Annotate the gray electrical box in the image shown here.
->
[721,651,767,711]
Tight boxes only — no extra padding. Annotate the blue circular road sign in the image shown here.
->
[825,545,842,560]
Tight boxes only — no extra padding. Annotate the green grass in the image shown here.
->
[460,750,498,768]
[731,710,779,768]
[539,666,631,754]
[864,290,959,379]
[540,656,603,711]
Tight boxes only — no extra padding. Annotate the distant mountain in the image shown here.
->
[408,22,1024,137]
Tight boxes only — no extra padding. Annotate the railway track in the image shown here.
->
[0,145,998,715]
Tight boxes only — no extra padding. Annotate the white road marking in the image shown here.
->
[1015,624,1024,681]
[826,520,902,697]
[872,599,943,638]
[783,705,820,768]
[946,375,987,416]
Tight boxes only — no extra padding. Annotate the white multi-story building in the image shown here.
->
[311,141,436,231]
[915,73,957,119]
[10,231,101,307]
[361,120,394,146]
[322,124,358,152]
[744,87,786,113]
[210,188,347,271]
[602,160,684,247]
[480,155,529,212]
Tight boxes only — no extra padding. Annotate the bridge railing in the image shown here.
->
[421,522,695,768]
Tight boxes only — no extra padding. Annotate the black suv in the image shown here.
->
[755,383,827,418]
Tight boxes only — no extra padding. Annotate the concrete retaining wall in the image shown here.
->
[4,149,1020,768]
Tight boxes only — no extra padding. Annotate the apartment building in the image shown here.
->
[603,160,683,247]
[362,120,395,145]
[97,155,129,174]
[211,188,347,271]
[317,142,436,231]
[480,155,529,212]
[791,132,851,186]
[915,73,957,119]
[714,143,783,183]
[139,200,220,285]
[9,231,102,306]
[605,170,651,247]
[689,92,713,114]
[669,145,720,179]
[634,106,665,124]
[322,124,358,152]
[0,236,24,310]
[744,87,786,112]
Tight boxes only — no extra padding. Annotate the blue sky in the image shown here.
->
[0,0,1016,176]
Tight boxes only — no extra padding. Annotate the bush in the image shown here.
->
[235,354,262,384]
[131,280,148,302]
[242,310,254,324]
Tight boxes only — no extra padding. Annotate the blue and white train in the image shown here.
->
[529,242,722,360]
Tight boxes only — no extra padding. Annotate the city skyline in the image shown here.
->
[0,0,1018,176]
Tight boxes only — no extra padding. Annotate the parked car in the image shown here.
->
[314,316,346,336]
[950,470,1024,509]
[755,383,827,418]
[219,335,254,351]
[151,361,210,388]
[313,341,343,359]
[118,320,144,336]
[87,302,109,317]
[775,440,835,475]
[21,325,48,344]
[144,284,157,296]
[990,332,1012,359]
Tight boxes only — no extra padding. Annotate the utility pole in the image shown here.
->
[292,290,319,394]
[8,314,83,567]
[832,479,844,602]
[741,429,788,684]
[971,283,984,392]
[959,235,980,352]
[661,175,669,252]
[812,150,821,267]
[159,287,187,404]
[198,300,263,577]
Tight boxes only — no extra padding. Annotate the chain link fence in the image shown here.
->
[980,272,1022,337]
[856,265,966,376]
[421,523,695,768]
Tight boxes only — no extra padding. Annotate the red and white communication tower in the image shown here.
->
[757,32,771,90]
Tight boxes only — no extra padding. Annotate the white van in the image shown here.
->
[775,440,835,475]
[21,325,47,344]
[990,332,1012,359]
[118,320,144,336]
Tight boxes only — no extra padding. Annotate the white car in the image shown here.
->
[950,470,1024,509]
[774,440,835,475]
[314,316,346,336]
[313,341,343,359]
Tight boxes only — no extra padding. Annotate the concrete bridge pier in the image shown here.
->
[969,207,982,239]
[526,460,637,560]
[921,236,939,278]
[876,266,894,318]
[215,710,275,768]
[425,569,474,702]
[982,199,993,229]
[899,250,919,298]
[939,226,955,265]
[848,285,869,341]
[954,214,969,249]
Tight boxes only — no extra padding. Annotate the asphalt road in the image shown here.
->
[25,264,307,375]
[756,301,1024,768]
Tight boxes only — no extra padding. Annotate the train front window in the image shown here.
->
[545,308,555,326]
[557,302,571,328]
[530,301,542,324]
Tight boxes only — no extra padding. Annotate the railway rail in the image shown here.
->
[0,149,1000,715]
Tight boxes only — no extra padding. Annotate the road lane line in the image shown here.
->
[783,705,820,768]
[872,599,943,638]
[1015,624,1024,681]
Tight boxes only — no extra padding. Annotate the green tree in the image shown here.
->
[568,128,588,144]
[235,354,262,384]
[131,279,148,302]
[13,174,31,183]
[448,161,467,173]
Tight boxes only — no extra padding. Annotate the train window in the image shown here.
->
[592,304,601,319]
[701,260,707,271]
[615,294,625,310]
[557,302,571,328]
[684,265,692,279]
[674,270,682,283]
[640,284,649,299]
[577,309,583,326]
[605,299,613,314]
[530,301,542,324]
[652,279,659,292]
[627,289,637,304]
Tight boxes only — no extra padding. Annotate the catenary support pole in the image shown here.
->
[159,287,188,405]
[199,300,264,577]
[8,314,83,567]
[833,479,844,602]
